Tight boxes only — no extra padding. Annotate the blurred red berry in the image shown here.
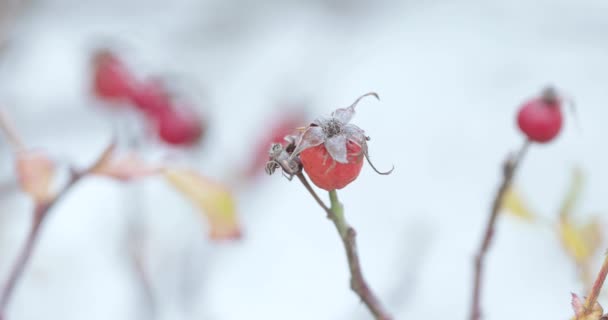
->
[92,50,136,101]
[129,78,172,115]
[517,87,563,143]
[300,141,364,190]
[246,111,307,178]
[153,105,204,146]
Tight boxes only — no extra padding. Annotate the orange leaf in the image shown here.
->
[164,169,241,240]
[16,150,55,203]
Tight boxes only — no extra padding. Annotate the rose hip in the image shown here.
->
[152,105,204,146]
[517,87,563,143]
[92,50,136,101]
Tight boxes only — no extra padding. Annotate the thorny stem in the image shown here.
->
[583,252,608,314]
[470,139,531,320]
[296,173,392,320]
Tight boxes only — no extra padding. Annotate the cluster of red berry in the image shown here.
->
[92,50,204,146]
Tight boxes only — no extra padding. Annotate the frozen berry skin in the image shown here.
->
[129,79,173,115]
[92,50,135,101]
[517,88,563,143]
[153,106,204,146]
[300,141,364,190]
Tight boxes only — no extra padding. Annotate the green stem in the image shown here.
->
[327,190,392,320]
[329,190,347,237]
[295,173,392,319]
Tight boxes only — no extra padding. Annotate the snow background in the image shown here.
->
[1,0,608,319]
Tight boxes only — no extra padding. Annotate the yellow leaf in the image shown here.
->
[501,186,536,221]
[559,218,601,265]
[560,167,584,219]
[16,150,55,203]
[164,169,241,240]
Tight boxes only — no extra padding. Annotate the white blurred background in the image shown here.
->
[1,0,608,319]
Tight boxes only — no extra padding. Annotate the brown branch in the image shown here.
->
[296,173,392,320]
[0,140,114,317]
[470,139,531,320]
[0,169,84,315]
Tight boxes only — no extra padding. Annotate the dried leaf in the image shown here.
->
[16,151,55,203]
[501,186,536,221]
[560,218,602,265]
[561,167,584,219]
[92,153,160,181]
[572,293,584,316]
[570,292,604,320]
[164,169,241,240]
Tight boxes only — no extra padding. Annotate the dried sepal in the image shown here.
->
[362,140,394,175]
[571,292,604,320]
[291,92,391,171]
[291,126,325,159]
[266,139,301,180]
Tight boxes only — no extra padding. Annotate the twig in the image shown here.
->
[0,109,25,151]
[583,252,608,314]
[0,169,84,315]
[296,173,392,320]
[127,203,157,320]
[470,139,531,320]
[0,140,114,317]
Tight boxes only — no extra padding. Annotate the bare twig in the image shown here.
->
[583,252,608,314]
[296,173,392,320]
[0,108,25,151]
[470,139,531,320]
[126,198,157,320]
[0,141,114,317]
[0,168,84,314]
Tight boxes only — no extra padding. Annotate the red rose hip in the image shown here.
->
[300,141,364,190]
[130,78,173,115]
[517,87,563,143]
[92,50,136,101]
[290,92,392,190]
[153,105,204,146]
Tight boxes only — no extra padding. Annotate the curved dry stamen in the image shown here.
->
[349,92,380,111]
[363,143,394,175]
